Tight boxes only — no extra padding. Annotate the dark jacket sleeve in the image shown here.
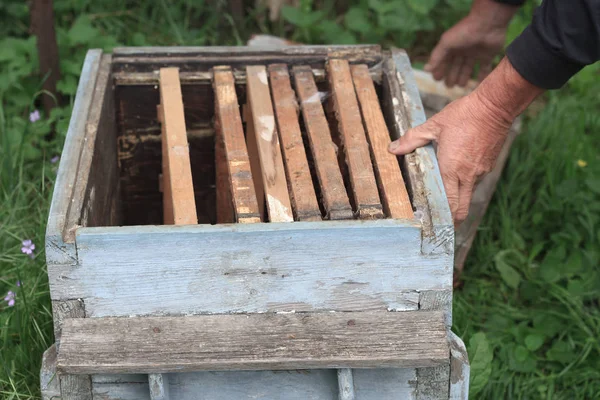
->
[505,0,600,89]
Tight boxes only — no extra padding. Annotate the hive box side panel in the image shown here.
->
[390,49,453,256]
[49,221,452,317]
[46,49,103,265]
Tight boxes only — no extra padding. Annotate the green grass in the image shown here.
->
[0,1,599,398]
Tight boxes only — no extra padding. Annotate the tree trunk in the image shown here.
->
[30,0,61,117]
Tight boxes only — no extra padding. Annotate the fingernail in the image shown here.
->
[388,140,399,152]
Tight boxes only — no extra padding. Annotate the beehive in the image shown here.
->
[42,45,468,400]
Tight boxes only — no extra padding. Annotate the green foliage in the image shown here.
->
[1,0,599,398]
[280,0,468,49]
[454,68,600,397]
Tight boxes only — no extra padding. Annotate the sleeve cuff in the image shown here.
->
[493,0,526,6]
[506,26,585,89]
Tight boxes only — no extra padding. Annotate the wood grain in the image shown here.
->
[57,311,448,374]
[46,49,102,265]
[158,68,198,225]
[243,104,266,221]
[327,59,383,220]
[268,64,321,221]
[389,49,453,255]
[351,64,413,220]
[49,220,453,317]
[212,66,261,224]
[246,65,294,222]
[293,65,352,220]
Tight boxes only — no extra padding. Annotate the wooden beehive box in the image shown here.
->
[42,46,468,400]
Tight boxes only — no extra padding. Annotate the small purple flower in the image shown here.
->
[16,281,21,287]
[4,291,15,307]
[50,155,60,164]
[29,109,40,123]
[21,239,35,255]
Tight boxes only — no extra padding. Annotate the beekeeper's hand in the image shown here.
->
[389,58,543,224]
[426,0,519,87]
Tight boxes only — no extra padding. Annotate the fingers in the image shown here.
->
[445,57,464,88]
[455,180,475,225]
[441,171,460,220]
[388,121,441,155]
[426,41,450,80]
[457,58,476,87]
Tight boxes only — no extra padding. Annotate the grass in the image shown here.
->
[0,1,599,398]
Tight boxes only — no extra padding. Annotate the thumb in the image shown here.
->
[388,121,440,155]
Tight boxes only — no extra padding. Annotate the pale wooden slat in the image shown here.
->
[214,125,235,223]
[212,66,261,224]
[158,68,198,225]
[292,65,353,220]
[351,64,413,220]
[243,104,266,221]
[327,59,383,220]
[246,65,294,222]
[268,64,321,221]
[57,311,448,374]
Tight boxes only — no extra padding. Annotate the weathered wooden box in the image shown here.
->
[42,45,468,400]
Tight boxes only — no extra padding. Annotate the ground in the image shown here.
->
[0,1,599,398]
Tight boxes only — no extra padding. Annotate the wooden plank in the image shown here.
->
[351,64,413,220]
[293,65,352,220]
[41,345,61,400]
[215,120,235,223]
[246,65,293,222]
[112,67,382,86]
[327,59,383,220]
[268,64,321,221]
[64,54,119,241]
[149,374,170,400]
[49,220,452,317]
[112,44,382,58]
[57,311,448,374]
[158,68,198,225]
[46,49,102,264]
[449,332,470,400]
[243,104,266,221]
[111,45,382,73]
[337,368,356,400]
[212,66,261,224]
[390,49,453,255]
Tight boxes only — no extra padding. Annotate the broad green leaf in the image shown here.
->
[495,251,522,289]
[69,16,100,45]
[533,314,563,338]
[281,6,324,28]
[586,178,600,195]
[407,0,439,15]
[318,21,357,45]
[468,332,493,396]
[546,340,576,364]
[525,334,545,352]
[509,345,537,372]
[344,7,373,34]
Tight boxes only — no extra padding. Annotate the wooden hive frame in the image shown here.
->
[44,46,466,400]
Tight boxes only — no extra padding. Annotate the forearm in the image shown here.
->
[468,0,520,30]
[473,57,544,125]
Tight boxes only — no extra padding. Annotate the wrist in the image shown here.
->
[468,0,519,31]
[473,57,544,123]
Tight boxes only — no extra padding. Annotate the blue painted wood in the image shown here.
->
[391,48,454,256]
[46,49,103,266]
[337,369,355,400]
[88,368,419,399]
[49,221,452,316]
